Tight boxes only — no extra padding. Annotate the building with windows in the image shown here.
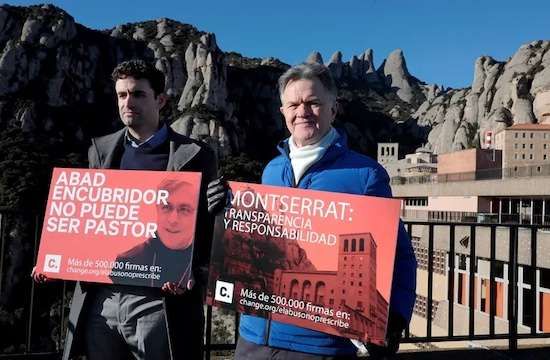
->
[437,148,501,182]
[382,146,438,179]
[390,137,550,343]
[494,124,550,177]
[378,143,399,164]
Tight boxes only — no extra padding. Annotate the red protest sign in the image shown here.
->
[207,181,400,345]
[35,168,201,288]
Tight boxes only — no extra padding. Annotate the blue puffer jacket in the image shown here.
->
[238,131,417,356]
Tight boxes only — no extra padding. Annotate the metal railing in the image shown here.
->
[1,211,549,358]
[402,210,550,228]
[401,220,550,351]
[391,163,550,186]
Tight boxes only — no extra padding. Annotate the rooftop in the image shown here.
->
[497,123,550,131]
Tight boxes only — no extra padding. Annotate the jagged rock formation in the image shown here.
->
[304,48,428,108]
[0,4,432,168]
[177,33,225,110]
[2,6,548,163]
[415,41,550,154]
[306,51,323,64]
[380,49,418,104]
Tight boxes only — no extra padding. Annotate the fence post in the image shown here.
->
[508,226,518,351]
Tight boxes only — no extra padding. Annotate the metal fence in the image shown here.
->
[401,221,550,351]
[391,163,550,186]
[1,211,549,358]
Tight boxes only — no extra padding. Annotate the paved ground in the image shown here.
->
[209,347,550,360]
[395,347,550,360]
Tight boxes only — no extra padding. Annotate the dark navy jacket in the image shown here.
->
[239,131,417,356]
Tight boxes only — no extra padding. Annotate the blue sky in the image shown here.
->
[7,0,548,88]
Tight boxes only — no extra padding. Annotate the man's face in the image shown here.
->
[156,186,195,250]
[280,78,336,147]
[534,90,550,124]
[115,76,166,137]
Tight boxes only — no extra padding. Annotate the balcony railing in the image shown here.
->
[1,210,549,358]
[402,220,550,351]
[401,210,550,228]
[391,163,550,186]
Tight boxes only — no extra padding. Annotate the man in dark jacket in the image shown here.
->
[235,63,417,359]
[34,59,221,360]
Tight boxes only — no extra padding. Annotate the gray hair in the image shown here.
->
[278,63,337,100]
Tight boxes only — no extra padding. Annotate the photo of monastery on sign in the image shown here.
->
[207,182,401,344]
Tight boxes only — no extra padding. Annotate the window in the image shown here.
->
[530,154,533,160]
[538,166,542,172]
[522,154,525,159]
[524,266,535,285]
[530,144,534,149]
[514,153,518,160]
[541,269,550,289]
[514,143,518,149]
[530,132,534,138]
[457,273,465,305]
[544,144,547,149]
[515,132,519,138]
[458,255,467,270]
[522,132,526,138]
[494,261,505,278]
[480,279,488,313]
[522,144,526,149]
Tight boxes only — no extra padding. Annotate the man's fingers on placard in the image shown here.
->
[207,177,223,187]
[207,183,225,197]
[31,266,49,283]
[208,192,225,204]
[207,177,225,191]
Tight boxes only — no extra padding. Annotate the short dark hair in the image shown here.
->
[278,63,337,100]
[111,59,165,96]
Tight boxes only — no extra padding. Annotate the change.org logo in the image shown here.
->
[214,280,234,304]
[43,254,62,273]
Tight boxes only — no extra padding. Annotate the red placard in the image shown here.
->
[35,168,202,288]
[207,181,400,345]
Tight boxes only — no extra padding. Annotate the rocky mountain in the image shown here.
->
[1,5,549,180]
[415,41,550,154]
[0,5,429,183]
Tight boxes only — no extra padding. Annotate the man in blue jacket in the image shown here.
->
[235,63,417,359]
